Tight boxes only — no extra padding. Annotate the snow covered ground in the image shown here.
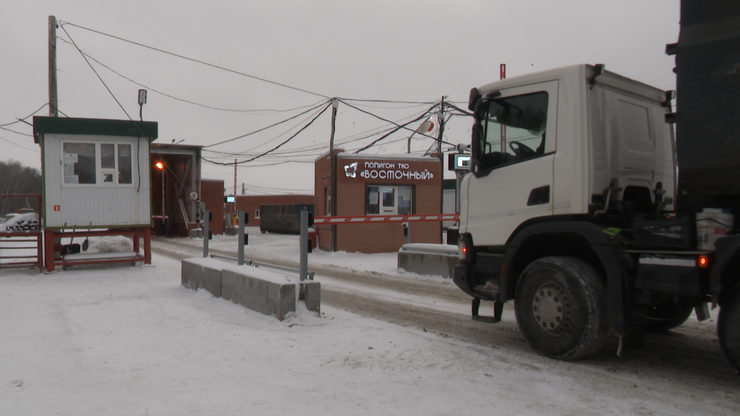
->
[1,232,738,415]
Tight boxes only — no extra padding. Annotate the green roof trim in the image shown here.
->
[33,116,158,143]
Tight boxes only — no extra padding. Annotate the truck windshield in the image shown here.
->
[478,91,548,170]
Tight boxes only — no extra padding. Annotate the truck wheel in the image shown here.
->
[718,284,740,373]
[515,256,607,360]
[644,300,694,333]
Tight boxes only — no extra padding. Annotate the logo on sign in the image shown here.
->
[344,162,358,178]
[53,205,61,212]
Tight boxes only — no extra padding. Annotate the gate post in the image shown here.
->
[44,229,56,272]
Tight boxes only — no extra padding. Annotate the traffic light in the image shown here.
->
[155,161,165,170]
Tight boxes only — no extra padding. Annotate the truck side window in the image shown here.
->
[479,92,548,170]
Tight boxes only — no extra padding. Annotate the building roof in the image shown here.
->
[33,116,158,143]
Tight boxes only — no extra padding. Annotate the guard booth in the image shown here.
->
[33,116,158,271]
[314,150,442,253]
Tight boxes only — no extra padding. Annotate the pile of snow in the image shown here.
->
[84,235,135,254]
[0,212,39,232]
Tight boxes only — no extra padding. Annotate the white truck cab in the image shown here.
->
[460,64,675,247]
[453,64,701,361]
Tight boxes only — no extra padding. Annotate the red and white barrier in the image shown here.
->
[314,214,459,224]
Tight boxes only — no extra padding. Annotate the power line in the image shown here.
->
[59,24,133,121]
[0,103,49,127]
[339,97,436,105]
[205,101,332,165]
[338,98,444,143]
[0,126,32,137]
[0,134,39,152]
[60,20,330,100]
[57,38,327,115]
[203,99,330,149]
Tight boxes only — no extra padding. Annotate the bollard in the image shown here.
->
[237,210,246,265]
[200,202,210,258]
[299,209,308,281]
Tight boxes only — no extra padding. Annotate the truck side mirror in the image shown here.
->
[468,87,481,111]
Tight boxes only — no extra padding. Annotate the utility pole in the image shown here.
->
[329,98,338,251]
[48,16,58,117]
[233,159,237,197]
[437,96,446,243]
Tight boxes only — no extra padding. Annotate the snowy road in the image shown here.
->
[153,234,740,409]
[2,232,736,415]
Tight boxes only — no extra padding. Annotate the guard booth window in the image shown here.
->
[63,143,96,184]
[366,185,413,215]
[63,142,134,186]
[479,91,548,171]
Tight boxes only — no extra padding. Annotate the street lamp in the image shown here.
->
[155,160,165,234]
[138,89,148,121]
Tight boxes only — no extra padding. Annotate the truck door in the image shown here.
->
[464,81,558,246]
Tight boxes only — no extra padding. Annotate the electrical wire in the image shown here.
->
[205,101,332,165]
[444,102,473,116]
[202,99,330,149]
[339,99,439,140]
[352,107,436,153]
[339,97,436,105]
[60,20,330,100]
[202,112,400,159]
[59,24,133,121]
[0,134,39,152]
[0,103,49,127]
[0,126,32,137]
[57,38,326,115]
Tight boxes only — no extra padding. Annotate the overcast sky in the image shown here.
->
[1,0,680,195]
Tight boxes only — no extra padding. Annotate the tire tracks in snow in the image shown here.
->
[151,238,740,397]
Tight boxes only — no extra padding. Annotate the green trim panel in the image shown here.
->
[33,116,158,143]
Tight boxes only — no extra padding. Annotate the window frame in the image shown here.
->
[61,140,136,187]
[475,89,552,175]
[365,184,414,216]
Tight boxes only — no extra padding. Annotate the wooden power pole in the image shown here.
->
[48,15,58,117]
[329,98,338,251]
[437,96,446,242]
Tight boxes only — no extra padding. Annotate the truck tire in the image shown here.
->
[515,256,607,360]
[644,300,694,333]
[718,283,740,373]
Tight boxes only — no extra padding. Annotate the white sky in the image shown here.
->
[1,0,680,195]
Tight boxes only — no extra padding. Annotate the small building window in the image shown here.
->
[63,143,96,184]
[254,209,261,219]
[366,185,413,215]
[117,144,132,184]
[63,141,134,186]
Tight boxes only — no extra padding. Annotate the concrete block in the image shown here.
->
[221,269,243,304]
[181,257,321,321]
[397,243,459,278]
[202,264,222,297]
[181,259,222,297]
[181,259,204,290]
[299,281,321,314]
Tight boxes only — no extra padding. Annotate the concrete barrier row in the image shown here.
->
[181,257,320,320]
